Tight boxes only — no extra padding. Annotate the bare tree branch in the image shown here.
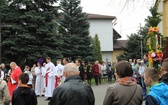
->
[110,0,156,13]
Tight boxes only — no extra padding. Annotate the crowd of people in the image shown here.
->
[0,55,167,105]
[75,60,116,86]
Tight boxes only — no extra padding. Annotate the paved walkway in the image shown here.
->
[37,83,145,105]
[37,83,110,105]
[92,84,109,105]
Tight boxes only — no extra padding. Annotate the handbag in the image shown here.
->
[126,85,137,105]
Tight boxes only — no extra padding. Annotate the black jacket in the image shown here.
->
[49,75,95,105]
[86,65,93,79]
[159,73,168,85]
[145,95,157,105]
[79,65,85,76]
[12,86,37,105]
[79,65,85,81]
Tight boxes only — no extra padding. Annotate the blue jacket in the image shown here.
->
[106,65,111,72]
[147,82,168,105]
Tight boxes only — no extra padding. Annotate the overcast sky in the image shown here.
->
[81,0,155,39]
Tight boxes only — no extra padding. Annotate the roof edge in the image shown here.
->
[87,13,116,20]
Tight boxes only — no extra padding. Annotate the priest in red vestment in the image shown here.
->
[8,62,22,99]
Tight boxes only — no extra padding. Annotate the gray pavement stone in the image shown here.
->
[92,84,110,105]
[37,96,48,105]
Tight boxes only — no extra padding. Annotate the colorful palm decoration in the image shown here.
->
[144,4,166,69]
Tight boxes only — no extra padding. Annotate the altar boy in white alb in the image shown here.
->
[45,57,55,100]
[35,62,46,97]
[54,59,64,87]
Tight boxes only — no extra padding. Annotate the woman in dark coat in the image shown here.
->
[86,62,93,86]
[92,61,100,85]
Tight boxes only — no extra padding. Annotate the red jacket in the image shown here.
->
[8,66,22,99]
[92,64,100,76]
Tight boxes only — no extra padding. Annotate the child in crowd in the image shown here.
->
[24,66,33,88]
[144,68,168,105]
[12,73,37,105]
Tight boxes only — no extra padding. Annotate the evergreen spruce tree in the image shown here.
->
[0,0,5,5]
[58,0,93,61]
[93,34,102,62]
[0,0,62,66]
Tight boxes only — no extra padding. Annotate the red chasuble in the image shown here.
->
[8,66,22,100]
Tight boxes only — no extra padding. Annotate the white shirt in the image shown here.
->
[55,64,64,77]
[24,71,33,85]
[139,64,146,75]
[0,70,4,79]
[45,62,55,76]
[77,66,79,71]
[101,65,106,74]
[101,65,106,71]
